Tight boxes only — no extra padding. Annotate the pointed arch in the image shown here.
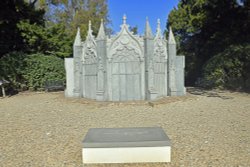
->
[107,23,144,101]
[108,24,143,62]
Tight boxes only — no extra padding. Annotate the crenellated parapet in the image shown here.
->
[65,16,186,101]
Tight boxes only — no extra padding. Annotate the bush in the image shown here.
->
[0,52,65,92]
[22,53,65,90]
[200,44,250,90]
[0,52,26,90]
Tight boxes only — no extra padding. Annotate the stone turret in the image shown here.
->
[144,17,154,39]
[74,27,81,46]
[167,27,177,96]
[81,21,98,99]
[155,19,162,39]
[144,17,157,100]
[168,27,176,44]
[73,27,82,97]
[97,19,106,40]
[96,19,107,100]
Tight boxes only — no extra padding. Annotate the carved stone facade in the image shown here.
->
[65,16,186,101]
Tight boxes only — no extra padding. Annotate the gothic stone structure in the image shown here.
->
[65,16,186,101]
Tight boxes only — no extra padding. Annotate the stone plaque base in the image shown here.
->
[82,127,171,164]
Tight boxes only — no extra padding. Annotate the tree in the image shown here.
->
[14,0,110,57]
[45,0,110,39]
[0,0,110,93]
[167,0,250,88]
[0,0,44,57]
[129,26,138,35]
[17,20,72,57]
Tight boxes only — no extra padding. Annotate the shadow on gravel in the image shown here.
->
[187,87,234,100]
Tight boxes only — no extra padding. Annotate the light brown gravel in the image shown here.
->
[0,89,250,167]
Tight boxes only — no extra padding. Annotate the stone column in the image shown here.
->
[96,19,107,101]
[167,27,177,96]
[175,55,186,96]
[64,58,74,97]
[73,27,82,97]
[144,18,157,100]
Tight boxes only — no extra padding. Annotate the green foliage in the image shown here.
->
[129,26,138,35]
[22,53,65,90]
[167,0,250,89]
[1,0,109,58]
[202,44,250,89]
[0,0,45,57]
[14,0,110,58]
[17,21,72,57]
[0,0,110,94]
[0,52,65,91]
[45,0,110,39]
[0,52,26,89]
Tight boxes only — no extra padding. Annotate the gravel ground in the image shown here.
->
[0,88,250,167]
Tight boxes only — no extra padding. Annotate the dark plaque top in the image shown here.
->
[83,127,171,148]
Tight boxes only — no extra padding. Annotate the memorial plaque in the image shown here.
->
[82,127,171,164]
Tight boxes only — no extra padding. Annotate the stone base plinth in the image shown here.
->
[82,127,171,164]
[82,146,170,163]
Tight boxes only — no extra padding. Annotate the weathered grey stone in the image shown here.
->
[168,27,176,44]
[96,19,106,40]
[83,127,171,148]
[82,127,171,163]
[144,18,155,100]
[168,27,177,96]
[153,19,168,97]
[83,21,98,99]
[144,17,154,39]
[65,16,186,101]
[96,19,107,100]
[64,58,74,97]
[73,27,82,97]
[175,55,186,96]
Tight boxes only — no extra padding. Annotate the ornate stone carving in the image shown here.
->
[153,19,167,63]
[65,16,186,101]
[83,42,97,64]
[111,42,141,62]
[109,19,143,62]
[83,21,97,64]
[153,40,167,62]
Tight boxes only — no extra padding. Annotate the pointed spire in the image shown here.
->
[144,17,153,38]
[123,14,127,24]
[97,19,106,40]
[88,20,92,30]
[168,26,176,44]
[155,19,162,38]
[74,27,81,46]
[86,20,94,40]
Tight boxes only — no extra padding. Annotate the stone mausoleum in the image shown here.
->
[65,16,186,101]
